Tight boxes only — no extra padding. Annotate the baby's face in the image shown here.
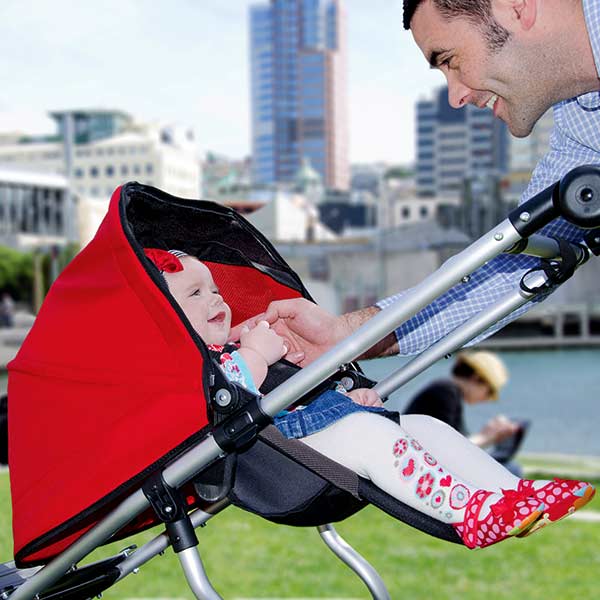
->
[165,257,232,345]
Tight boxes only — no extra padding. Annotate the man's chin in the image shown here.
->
[504,111,540,138]
[508,124,534,138]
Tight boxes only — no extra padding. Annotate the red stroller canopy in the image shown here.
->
[8,184,305,565]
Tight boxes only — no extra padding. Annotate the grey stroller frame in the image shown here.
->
[3,165,600,600]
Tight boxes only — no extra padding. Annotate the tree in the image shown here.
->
[0,246,34,301]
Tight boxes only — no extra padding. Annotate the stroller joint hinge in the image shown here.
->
[142,474,199,553]
[212,396,271,453]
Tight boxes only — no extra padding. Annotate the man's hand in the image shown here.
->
[230,298,351,366]
[346,388,383,407]
[230,298,397,367]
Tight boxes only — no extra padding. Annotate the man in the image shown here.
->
[233,0,600,363]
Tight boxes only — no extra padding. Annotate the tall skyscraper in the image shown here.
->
[416,87,509,198]
[250,0,349,190]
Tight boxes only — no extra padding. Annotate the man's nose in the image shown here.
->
[446,73,473,109]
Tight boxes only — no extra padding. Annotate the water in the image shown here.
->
[2,348,599,456]
[359,348,600,457]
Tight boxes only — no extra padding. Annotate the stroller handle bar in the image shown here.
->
[8,165,600,600]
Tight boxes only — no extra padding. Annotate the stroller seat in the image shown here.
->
[6,182,460,571]
[4,164,598,598]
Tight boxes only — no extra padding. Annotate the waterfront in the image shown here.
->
[360,348,600,457]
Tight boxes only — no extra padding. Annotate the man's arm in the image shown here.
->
[230,300,397,367]
[339,306,399,359]
[380,128,593,355]
[232,126,593,362]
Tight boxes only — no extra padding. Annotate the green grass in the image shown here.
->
[1,470,599,599]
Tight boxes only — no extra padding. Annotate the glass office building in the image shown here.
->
[250,0,349,190]
[416,87,509,198]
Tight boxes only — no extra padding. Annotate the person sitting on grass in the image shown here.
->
[145,248,595,550]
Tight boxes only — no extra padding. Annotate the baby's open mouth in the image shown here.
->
[208,311,226,323]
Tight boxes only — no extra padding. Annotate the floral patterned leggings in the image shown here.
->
[302,412,520,525]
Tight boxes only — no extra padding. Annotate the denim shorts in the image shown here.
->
[273,390,387,439]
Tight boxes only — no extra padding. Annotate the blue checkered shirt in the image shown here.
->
[379,0,600,355]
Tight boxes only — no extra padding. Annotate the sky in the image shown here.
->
[0,0,443,164]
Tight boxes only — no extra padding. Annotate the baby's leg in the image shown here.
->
[301,412,594,549]
[400,414,519,491]
[302,412,484,525]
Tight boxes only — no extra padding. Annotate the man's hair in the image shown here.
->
[403,0,510,51]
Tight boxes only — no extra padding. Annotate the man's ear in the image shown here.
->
[494,0,537,31]
[514,0,537,30]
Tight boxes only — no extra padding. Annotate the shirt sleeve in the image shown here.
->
[216,350,260,395]
[378,111,590,356]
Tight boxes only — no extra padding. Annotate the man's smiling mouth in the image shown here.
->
[486,94,499,111]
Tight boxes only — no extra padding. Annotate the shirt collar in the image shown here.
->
[579,0,600,109]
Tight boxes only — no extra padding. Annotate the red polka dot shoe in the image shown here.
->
[453,488,545,549]
[516,478,596,538]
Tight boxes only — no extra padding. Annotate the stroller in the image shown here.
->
[1,165,600,600]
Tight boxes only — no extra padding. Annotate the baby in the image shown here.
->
[146,248,595,550]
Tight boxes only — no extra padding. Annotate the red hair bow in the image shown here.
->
[144,248,184,273]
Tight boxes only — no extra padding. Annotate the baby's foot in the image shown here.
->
[516,478,595,538]
[454,487,544,549]
[454,478,595,549]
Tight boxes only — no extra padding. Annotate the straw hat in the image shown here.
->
[456,351,508,400]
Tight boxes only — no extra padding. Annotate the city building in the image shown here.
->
[202,152,253,201]
[249,0,349,190]
[277,220,469,313]
[416,86,509,199]
[246,189,337,242]
[0,109,201,203]
[0,168,71,250]
[505,109,554,204]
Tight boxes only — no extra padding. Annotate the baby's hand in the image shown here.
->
[239,320,287,366]
[346,388,383,407]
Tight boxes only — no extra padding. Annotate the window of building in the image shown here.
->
[74,168,84,178]
[133,164,141,175]
[121,165,129,176]
[105,165,115,177]
[402,207,411,219]
[89,166,99,178]
[145,163,154,174]
[420,206,429,218]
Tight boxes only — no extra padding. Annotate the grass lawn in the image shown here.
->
[1,470,599,599]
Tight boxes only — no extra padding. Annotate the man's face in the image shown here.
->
[410,0,553,137]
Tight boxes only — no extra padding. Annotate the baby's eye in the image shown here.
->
[212,288,220,295]
[191,289,201,296]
